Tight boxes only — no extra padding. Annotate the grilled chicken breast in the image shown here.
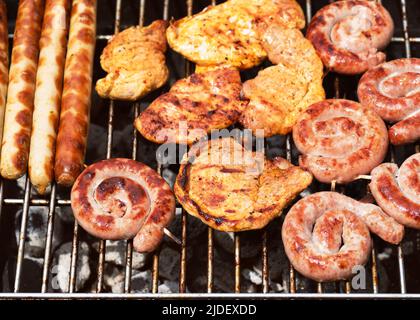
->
[166,0,305,70]
[135,68,246,145]
[239,27,325,137]
[174,138,313,231]
[96,20,168,101]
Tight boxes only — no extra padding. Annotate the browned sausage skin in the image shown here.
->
[29,0,71,194]
[54,0,97,187]
[370,153,420,229]
[0,1,8,155]
[0,0,44,179]
[282,192,403,282]
[292,99,389,184]
[307,0,393,75]
[71,158,175,253]
[358,58,420,145]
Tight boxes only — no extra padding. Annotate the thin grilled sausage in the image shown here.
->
[54,0,97,187]
[282,192,404,282]
[0,0,44,180]
[370,153,420,229]
[71,158,175,253]
[29,0,71,194]
[292,99,389,184]
[307,0,393,75]
[0,1,8,155]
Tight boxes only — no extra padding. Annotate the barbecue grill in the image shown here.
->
[0,0,419,299]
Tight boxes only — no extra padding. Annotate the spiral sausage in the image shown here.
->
[307,0,393,75]
[358,58,420,145]
[370,153,420,229]
[282,192,404,281]
[54,0,97,187]
[29,0,71,194]
[0,1,8,157]
[0,0,44,179]
[71,158,176,253]
[292,99,389,184]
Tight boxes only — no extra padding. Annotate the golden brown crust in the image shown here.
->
[239,28,325,137]
[293,99,389,184]
[54,0,97,187]
[135,68,246,145]
[0,0,44,180]
[29,0,71,194]
[96,20,169,101]
[307,0,393,75]
[0,0,8,158]
[166,0,304,70]
[71,158,175,253]
[174,138,313,231]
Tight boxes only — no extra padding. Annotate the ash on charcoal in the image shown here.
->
[104,264,125,293]
[158,246,181,281]
[105,240,148,270]
[158,280,180,293]
[55,206,75,224]
[50,242,91,292]
[131,270,152,293]
[214,230,261,259]
[14,207,64,259]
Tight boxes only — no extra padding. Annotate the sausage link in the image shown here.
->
[54,0,97,187]
[307,0,393,75]
[29,0,71,194]
[282,191,404,281]
[0,0,44,179]
[388,112,420,146]
[292,99,389,184]
[0,1,8,155]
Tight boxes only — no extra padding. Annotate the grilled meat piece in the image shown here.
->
[239,27,324,137]
[166,0,304,70]
[135,68,246,145]
[96,20,169,101]
[174,138,313,231]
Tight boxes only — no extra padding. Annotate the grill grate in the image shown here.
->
[0,0,419,299]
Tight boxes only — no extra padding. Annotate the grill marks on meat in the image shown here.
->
[0,1,8,161]
[307,0,393,75]
[0,0,44,179]
[174,138,313,232]
[358,58,420,145]
[71,158,175,253]
[135,68,246,145]
[166,0,304,70]
[96,20,169,101]
[293,99,389,184]
[239,27,325,137]
[54,0,97,187]
[29,0,71,194]
[370,153,420,229]
[282,191,404,282]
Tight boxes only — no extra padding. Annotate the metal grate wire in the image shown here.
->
[0,0,419,298]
